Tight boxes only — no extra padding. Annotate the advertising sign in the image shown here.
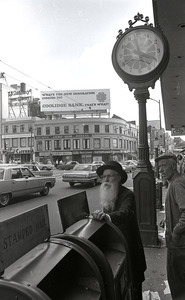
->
[0,205,50,272]
[40,89,110,112]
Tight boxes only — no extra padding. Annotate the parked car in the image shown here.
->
[0,165,56,207]
[92,161,105,166]
[62,163,102,187]
[57,161,79,170]
[121,160,137,172]
[22,164,54,176]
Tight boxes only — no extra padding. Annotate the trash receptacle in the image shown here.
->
[0,204,108,300]
[55,191,134,300]
[156,181,163,209]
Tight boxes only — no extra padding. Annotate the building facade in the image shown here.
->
[1,116,138,165]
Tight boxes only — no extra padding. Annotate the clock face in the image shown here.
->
[116,28,165,76]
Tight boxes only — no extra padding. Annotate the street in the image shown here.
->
[0,170,133,235]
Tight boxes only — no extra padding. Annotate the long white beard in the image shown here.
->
[100,181,119,212]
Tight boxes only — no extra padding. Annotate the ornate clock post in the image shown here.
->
[112,13,169,246]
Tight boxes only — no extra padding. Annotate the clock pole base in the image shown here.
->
[139,229,160,248]
[133,168,159,247]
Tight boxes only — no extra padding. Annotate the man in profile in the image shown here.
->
[92,161,146,300]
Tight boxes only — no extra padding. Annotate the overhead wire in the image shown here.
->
[0,59,109,113]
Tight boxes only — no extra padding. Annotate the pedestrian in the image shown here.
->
[155,153,185,299]
[92,161,146,300]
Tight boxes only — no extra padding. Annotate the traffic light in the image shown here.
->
[4,142,7,150]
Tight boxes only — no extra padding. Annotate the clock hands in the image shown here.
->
[133,35,157,62]
[133,49,157,62]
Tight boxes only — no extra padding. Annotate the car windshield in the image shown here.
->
[74,164,92,171]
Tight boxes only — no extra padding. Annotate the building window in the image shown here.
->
[20,125,24,133]
[73,139,80,149]
[113,138,118,148]
[20,138,26,147]
[37,127,42,135]
[104,139,110,149]
[28,137,34,147]
[36,140,42,151]
[104,138,110,149]
[45,140,51,150]
[83,125,89,133]
[64,126,69,134]
[119,139,123,149]
[94,125,100,133]
[54,140,61,150]
[55,127,60,134]
[4,139,9,148]
[83,139,90,149]
[64,139,71,149]
[93,138,100,149]
[12,125,17,133]
[12,138,18,148]
[4,126,8,133]
[46,127,50,135]
[73,125,79,133]
[105,125,109,133]
[113,125,118,134]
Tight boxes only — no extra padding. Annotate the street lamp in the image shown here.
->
[29,126,34,163]
[149,98,162,178]
[149,98,162,130]
[82,124,87,163]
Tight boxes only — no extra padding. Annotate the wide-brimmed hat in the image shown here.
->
[155,152,177,163]
[97,161,127,184]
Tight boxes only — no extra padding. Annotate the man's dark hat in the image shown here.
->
[96,161,127,184]
[155,152,177,163]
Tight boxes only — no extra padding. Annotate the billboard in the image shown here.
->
[40,89,110,112]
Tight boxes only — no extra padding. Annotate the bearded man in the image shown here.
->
[92,161,146,300]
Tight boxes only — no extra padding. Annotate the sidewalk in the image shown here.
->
[142,186,172,300]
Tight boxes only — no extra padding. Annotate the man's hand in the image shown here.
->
[92,210,111,222]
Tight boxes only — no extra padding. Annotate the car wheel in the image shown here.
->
[40,184,50,196]
[92,179,97,187]
[69,182,74,187]
[0,193,11,207]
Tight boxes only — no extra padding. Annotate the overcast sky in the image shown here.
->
[0,0,164,126]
